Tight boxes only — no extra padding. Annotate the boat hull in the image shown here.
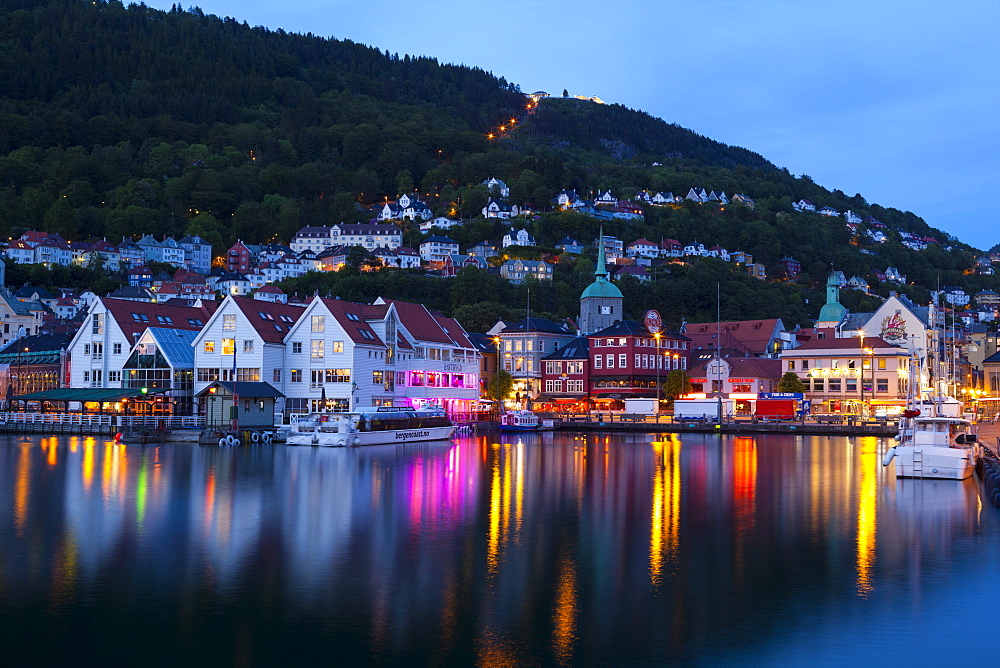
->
[499,424,539,433]
[287,425,457,447]
[886,445,975,480]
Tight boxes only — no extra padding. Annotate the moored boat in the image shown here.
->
[499,410,540,432]
[285,407,456,446]
[883,410,980,480]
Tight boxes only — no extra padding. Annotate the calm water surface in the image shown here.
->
[1,431,998,665]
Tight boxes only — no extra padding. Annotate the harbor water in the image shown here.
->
[1,431,998,665]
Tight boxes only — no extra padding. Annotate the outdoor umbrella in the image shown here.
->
[5,383,13,411]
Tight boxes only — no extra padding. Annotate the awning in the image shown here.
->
[11,388,149,403]
[534,394,586,403]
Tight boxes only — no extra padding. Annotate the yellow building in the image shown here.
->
[781,333,911,415]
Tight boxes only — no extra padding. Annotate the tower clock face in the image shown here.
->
[600,306,612,314]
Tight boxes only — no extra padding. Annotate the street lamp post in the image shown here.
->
[654,332,661,412]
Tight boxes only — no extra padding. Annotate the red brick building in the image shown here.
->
[226,240,254,273]
[586,320,689,410]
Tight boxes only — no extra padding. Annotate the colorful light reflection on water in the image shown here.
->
[0,431,996,665]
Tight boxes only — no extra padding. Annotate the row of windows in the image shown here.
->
[592,337,687,349]
[802,376,904,393]
[593,354,687,370]
[84,342,124,357]
[545,361,585,375]
[196,368,261,382]
[503,339,560,353]
[544,379,585,393]
[787,358,895,371]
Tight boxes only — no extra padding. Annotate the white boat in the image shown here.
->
[882,411,980,480]
[499,410,540,432]
[285,407,456,447]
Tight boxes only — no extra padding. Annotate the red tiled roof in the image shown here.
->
[381,299,453,345]
[434,315,474,349]
[231,296,306,343]
[319,298,386,346]
[688,357,784,380]
[103,298,219,341]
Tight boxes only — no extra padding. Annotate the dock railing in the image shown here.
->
[0,412,205,430]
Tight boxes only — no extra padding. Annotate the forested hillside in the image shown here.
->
[0,0,994,331]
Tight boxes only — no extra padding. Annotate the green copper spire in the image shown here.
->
[580,226,623,300]
[595,226,608,279]
[818,270,847,323]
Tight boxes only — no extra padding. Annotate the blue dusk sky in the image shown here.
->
[143,0,1000,249]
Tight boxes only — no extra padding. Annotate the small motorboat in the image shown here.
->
[499,410,540,432]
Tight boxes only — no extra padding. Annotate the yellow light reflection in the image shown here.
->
[487,446,501,575]
[551,556,578,665]
[47,439,59,467]
[82,439,95,492]
[136,455,148,530]
[856,437,878,597]
[486,442,525,576]
[650,435,681,587]
[15,443,31,536]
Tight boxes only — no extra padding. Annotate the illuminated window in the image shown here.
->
[311,339,324,358]
[223,315,236,331]
[222,338,235,355]
[311,315,325,332]
[332,341,344,353]
[204,341,215,353]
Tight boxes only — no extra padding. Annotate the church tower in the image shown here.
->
[816,270,847,328]
[578,230,624,334]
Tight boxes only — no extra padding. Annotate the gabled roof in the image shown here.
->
[688,356,784,379]
[542,336,589,360]
[686,319,783,355]
[230,296,305,343]
[434,314,474,349]
[102,297,219,341]
[312,298,386,346]
[501,317,572,335]
[378,298,454,345]
[195,381,285,398]
[421,236,458,245]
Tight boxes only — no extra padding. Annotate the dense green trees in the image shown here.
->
[0,0,993,333]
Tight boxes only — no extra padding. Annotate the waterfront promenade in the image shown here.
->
[550,413,900,436]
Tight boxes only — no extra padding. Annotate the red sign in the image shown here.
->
[644,309,662,335]
[728,378,755,383]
